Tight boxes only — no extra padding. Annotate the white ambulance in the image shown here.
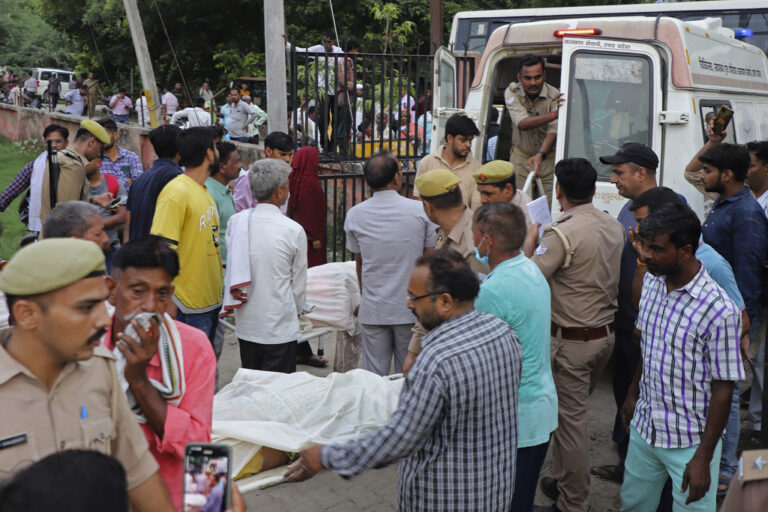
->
[432,16,768,218]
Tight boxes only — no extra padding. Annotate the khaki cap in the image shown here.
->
[415,169,461,199]
[0,239,106,296]
[80,119,110,145]
[474,160,515,185]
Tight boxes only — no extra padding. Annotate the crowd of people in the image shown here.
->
[1,50,768,512]
[3,30,434,158]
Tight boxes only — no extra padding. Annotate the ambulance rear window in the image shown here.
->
[565,52,652,181]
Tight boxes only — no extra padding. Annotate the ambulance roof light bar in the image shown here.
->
[554,28,603,38]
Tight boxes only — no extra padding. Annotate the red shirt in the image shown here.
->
[104,318,216,509]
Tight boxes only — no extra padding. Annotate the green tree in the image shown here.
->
[0,0,74,72]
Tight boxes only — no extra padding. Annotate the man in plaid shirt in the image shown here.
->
[285,248,523,511]
[621,203,743,511]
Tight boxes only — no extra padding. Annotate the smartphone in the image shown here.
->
[106,196,125,209]
[712,105,734,134]
[183,443,232,512]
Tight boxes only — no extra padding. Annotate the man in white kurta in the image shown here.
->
[232,158,307,373]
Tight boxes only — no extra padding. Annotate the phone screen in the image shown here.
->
[183,443,231,512]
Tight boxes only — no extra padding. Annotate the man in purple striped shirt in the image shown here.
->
[621,203,743,511]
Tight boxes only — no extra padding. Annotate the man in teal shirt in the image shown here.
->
[205,141,240,362]
[472,201,558,511]
[206,141,241,264]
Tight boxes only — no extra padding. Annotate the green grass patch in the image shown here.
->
[0,136,42,261]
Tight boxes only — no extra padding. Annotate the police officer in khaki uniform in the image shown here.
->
[403,168,490,372]
[414,113,483,210]
[0,238,174,511]
[473,160,533,224]
[528,159,624,512]
[504,54,563,207]
[39,119,110,225]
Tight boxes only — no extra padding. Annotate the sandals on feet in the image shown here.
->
[590,464,624,483]
[297,354,328,368]
[717,474,731,497]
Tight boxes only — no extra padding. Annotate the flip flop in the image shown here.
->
[717,474,731,496]
[590,464,623,483]
[297,354,328,368]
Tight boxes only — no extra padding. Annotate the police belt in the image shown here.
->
[552,322,614,342]
[513,147,533,159]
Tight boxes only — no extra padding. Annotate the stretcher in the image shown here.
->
[211,368,403,493]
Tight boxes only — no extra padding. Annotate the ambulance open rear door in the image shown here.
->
[555,34,664,217]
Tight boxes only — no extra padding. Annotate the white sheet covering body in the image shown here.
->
[212,368,403,487]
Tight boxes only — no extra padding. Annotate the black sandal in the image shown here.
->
[297,354,328,368]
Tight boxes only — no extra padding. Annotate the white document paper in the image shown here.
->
[526,196,552,239]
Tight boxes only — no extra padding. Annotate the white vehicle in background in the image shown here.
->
[432,15,768,219]
[32,67,75,101]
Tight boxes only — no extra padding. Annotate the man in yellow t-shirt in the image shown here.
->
[151,127,223,344]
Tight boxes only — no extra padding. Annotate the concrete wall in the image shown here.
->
[0,104,264,169]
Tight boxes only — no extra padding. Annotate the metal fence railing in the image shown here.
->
[288,45,475,169]
[319,170,416,262]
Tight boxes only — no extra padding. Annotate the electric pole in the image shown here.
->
[264,0,288,133]
[430,0,443,54]
[123,0,161,128]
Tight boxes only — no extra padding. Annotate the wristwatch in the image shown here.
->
[538,150,548,158]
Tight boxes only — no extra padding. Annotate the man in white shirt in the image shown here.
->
[23,74,37,101]
[240,95,267,140]
[289,30,343,151]
[63,85,87,116]
[135,92,151,126]
[171,97,212,128]
[232,158,307,373]
[199,82,214,103]
[161,85,179,121]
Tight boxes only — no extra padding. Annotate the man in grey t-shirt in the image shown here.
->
[344,153,437,375]
[227,89,256,142]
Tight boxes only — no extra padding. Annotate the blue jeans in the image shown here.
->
[176,309,219,346]
[622,425,721,512]
[113,114,129,124]
[719,384,740,479]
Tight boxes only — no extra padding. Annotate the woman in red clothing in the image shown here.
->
[288,146,327,268]
[288,146,328,367]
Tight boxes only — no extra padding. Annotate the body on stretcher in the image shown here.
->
[211,369,403,493]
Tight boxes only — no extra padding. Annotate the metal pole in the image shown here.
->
[264,0,288,133]
[123,0,160,127]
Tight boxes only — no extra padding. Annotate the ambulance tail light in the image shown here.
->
[554,28,602,38]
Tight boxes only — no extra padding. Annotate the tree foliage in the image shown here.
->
[0,0,74,72]
[23,0,651,94]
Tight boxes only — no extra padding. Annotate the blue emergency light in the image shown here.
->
[735,28,754,39]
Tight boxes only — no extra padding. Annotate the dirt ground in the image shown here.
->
[216,327,754,511]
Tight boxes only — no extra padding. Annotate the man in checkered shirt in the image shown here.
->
[621,203,743,511]
[285,247,523,511]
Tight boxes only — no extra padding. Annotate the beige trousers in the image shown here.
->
[549,329,615,512]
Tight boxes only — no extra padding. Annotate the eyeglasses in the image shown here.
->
[406,292,442,302]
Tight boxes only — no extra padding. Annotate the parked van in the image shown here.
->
[432,16,768,219]
[32,67,75,100]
